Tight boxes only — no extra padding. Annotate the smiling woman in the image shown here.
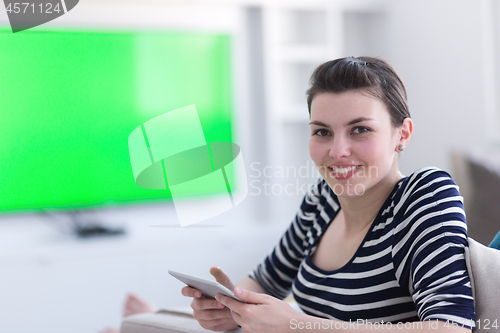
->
[138,57,476,333]
[308,91,410,198]
[305,58,412,201]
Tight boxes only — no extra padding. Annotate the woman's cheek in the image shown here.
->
[357,139,391,179]
[356,139,379,163]
[308,140,323,166]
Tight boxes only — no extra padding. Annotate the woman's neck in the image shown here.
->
[337,169,403,234]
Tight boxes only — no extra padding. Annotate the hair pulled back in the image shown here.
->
[306,57,410,126]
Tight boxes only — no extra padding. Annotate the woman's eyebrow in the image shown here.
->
[346,117,374,126]
[309,120,329,127]
[309,117,373,127]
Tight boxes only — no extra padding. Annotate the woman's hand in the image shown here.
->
[215,287,302,333]
[181,267,239,332]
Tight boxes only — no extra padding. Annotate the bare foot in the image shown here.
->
[98,329,119,333]
[123,293,156,317]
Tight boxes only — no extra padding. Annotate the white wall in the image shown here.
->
[385,0,486,176]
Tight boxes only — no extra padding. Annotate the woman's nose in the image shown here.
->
[329,136,351,159]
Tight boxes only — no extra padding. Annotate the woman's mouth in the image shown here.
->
[327,165,362,179]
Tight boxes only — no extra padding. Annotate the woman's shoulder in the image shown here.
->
[398,166,458,199]
[391,166,464,225]
[404,166,454,183]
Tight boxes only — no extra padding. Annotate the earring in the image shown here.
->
[398,144,405,152]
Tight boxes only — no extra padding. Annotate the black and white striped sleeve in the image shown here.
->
[392,168,475,329]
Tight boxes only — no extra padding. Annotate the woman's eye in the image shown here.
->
[352,126,370,134]
[313,129,330,136]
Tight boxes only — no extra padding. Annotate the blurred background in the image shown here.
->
[1,0,499,332]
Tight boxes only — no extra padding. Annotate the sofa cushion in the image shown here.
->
[120,310,242,333]
[465,238,500,332]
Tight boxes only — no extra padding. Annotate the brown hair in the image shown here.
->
[306,57,410,126]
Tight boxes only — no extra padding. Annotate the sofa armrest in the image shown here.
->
[465,238,500,332]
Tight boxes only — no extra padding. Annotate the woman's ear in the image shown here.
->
[396,118,413,152]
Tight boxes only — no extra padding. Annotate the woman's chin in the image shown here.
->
[324,179,367,198]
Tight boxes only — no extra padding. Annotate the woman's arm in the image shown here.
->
[235,276,266,294]
[216,288,473,333]
[392,169,474,328]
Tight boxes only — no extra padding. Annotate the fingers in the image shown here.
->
[178,275,238,332]
[181,286,203,298]
[210,266,235,290]
[228,309,242,327]
[190,298,234,329]
[182,286,229,315]
[215,293,245,315]
[191,297,225,311]
[198,317,238,332]
[232,287,265,304]
[192,306,233,321]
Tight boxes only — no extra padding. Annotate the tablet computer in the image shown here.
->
[168,270,243,302]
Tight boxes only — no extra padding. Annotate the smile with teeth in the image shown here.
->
[328,165,361,174]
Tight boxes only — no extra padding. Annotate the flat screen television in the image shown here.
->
[0,27,234,223]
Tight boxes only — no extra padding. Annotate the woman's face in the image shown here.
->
[309,90,404,198]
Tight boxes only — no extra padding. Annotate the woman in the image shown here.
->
[182,57,475,332]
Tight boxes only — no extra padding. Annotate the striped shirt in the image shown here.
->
[250,167,475,328]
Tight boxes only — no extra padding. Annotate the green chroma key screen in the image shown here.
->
[0,27,234,213]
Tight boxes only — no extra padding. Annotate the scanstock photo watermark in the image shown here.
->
[3,0,79,33]
[249,161,379,197]
[290,318,492,330]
